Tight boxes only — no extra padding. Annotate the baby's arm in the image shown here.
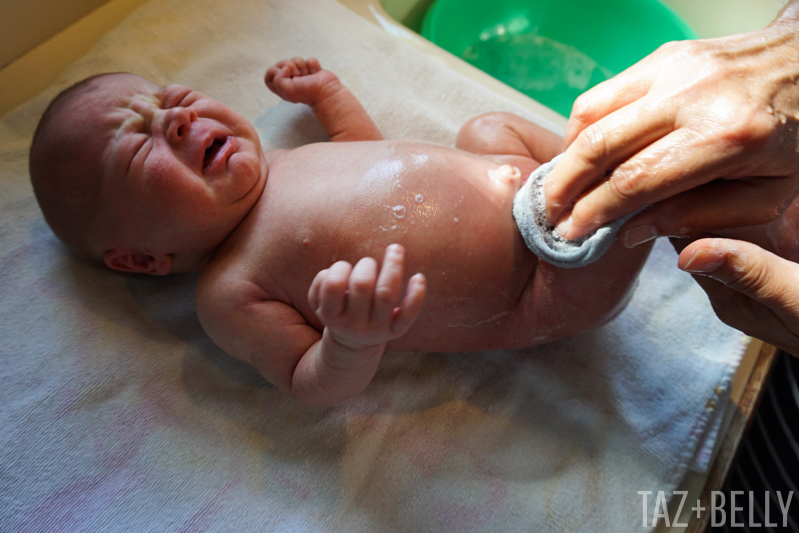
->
[299,245,426,404]
[265,57,383,142]
[196,245,426,407]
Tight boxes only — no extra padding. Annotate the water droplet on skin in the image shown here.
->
[415,194,424,203]
[765,105,774,115]
[779,113,788,124]
[392,205,406,219]
[390,224,398,231]
[453,217,459,223]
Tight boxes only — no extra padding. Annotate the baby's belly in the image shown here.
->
[342,144,534,323]
[252,141,541,347]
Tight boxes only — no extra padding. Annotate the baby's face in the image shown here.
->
[71,74,268,258]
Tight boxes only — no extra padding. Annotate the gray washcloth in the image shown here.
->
[512,154,639,268]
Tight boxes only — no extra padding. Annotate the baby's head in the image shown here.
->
[30,72,267,274]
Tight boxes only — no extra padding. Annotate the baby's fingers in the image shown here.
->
[307,57,322,74]
[264,65,281,91]
[273,59,301,77]
[307,268,327,310]
[391,274,427,336]
[346,257,378,320]
[265,65,292,95]
[290,57,312,76]
[315,260,352,321]
[371,245,406,326]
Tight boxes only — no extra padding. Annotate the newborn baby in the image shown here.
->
[29,58,651,406]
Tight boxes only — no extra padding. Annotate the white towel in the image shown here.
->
[0,0,746,531]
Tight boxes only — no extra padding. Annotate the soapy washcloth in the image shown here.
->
[513,154,641,268]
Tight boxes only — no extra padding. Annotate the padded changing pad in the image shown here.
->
[0,0,746,531]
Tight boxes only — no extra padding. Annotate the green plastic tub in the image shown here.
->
[422,0,696,117]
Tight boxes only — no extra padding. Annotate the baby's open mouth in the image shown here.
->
[203,136,230,173]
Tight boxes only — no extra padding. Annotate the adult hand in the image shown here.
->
[545,1,799,246]
[676,237,799,356]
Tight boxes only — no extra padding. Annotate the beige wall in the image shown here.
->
[0,0,112,68]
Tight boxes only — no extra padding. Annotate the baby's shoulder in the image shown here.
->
[196,251,272,314]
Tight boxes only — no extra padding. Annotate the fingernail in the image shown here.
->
[681,250,724,274]
[623,225,659,248]
[555,216,572,237]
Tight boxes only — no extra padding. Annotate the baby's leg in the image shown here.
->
[456,112,562,169]
[457,114,652,344]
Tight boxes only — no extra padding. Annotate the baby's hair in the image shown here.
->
[31,73,117,146]
[29,73,124,261]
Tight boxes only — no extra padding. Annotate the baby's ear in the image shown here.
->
[104,249,173,275]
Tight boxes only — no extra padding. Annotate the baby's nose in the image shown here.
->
[159,107,198,145]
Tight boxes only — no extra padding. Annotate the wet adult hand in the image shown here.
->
[545,2,799,244]
[678,237,799,356]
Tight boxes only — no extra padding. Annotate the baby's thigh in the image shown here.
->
[455,112,561,165]
[505,240,652,346]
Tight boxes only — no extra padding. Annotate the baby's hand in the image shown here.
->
[265,57,340,106]
[308,244,426,350]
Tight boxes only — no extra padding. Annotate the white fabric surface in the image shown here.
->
[0,0,746,531]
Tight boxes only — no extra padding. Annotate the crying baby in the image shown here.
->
[29,57,652,406]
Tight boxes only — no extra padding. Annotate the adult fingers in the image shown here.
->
[563,56,657,146]
[558,96,784,240]
[545,96,677,226]
[622,176,799,247]
[679,238,799,355]
[690,272,797,354]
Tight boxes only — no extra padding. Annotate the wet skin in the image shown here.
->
[60,67,651,405]
[199,139,651,353]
